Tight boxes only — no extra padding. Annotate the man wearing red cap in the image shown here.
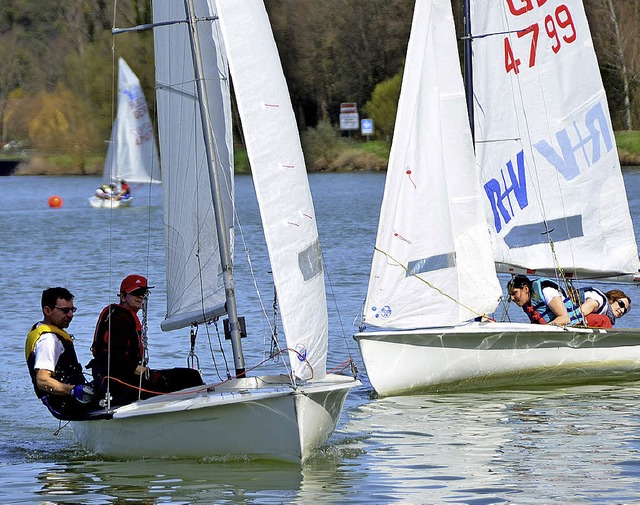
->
[90,275,203,406]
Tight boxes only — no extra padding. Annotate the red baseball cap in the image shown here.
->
[120,275,154,294]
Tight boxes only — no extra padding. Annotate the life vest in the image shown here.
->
[91,304,143,361]
[578,287,615,325]
[529,278,583,325]
[25,323,85,399]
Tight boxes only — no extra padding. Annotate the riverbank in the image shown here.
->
[6,130,640,175]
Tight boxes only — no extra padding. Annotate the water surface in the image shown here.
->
[2,172,640,503]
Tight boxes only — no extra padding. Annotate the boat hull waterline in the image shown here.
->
[355,322,640,395]
[88,196,134,209]
[73,374,359,463]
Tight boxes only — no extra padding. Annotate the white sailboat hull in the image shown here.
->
[88,196,133,209]
[72,374,359,463]
[355,323,640,396]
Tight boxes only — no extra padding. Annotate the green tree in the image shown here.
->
[21,84,100,170]
[363,72,403,141]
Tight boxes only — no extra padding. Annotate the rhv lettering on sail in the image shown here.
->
[484,101,614,233]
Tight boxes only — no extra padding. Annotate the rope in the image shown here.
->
[373,246,491,319]
[187,325,201,370]
[323,257,359,372]
[102,346,316,398]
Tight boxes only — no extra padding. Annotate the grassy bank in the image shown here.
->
[11,129,640,175]
[615,131,640,166]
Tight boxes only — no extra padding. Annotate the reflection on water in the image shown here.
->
[345,384,640,503]
[32,459,304,504]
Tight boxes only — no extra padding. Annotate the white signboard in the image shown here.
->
[339,102,359,131]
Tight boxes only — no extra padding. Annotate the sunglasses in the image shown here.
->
[128,288,148,297]
[54,306,77,314]
[616,299,628,314]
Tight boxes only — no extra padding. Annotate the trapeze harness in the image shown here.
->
[523,278,583,325]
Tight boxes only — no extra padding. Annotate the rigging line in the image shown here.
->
[373,247,490,318]
[100,0,121,412]
[230,198,293,379]
[211,318,231,380]
[497,5,569,283]
[462,28,531,41]
[102,344,311,397]
[190,115,231,381]
[323,259,357,361]
[519,13,581,288]
[207,12,290,378]
[53,419,71,436]
[182,51,232,381]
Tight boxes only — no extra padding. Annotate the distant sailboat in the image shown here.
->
[73,0,359,462]
[354,0,640,396]
[89,58,161,208]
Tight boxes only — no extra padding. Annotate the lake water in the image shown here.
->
[2,172,640,503]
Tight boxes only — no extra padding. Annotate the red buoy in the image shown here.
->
[48,195,63,208]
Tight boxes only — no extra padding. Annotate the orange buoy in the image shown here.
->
[48,195,63,208]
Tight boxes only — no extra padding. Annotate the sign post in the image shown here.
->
[339,103,359,132]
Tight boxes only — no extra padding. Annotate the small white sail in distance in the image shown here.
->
[104,57,161,185]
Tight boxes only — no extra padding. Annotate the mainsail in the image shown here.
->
[471,0,639,279]
[154,0,234,330]
[362,0,502,331]
[104,57,161,185]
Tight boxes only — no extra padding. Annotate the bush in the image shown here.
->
[363,71,402,141]
[300,121,389,171]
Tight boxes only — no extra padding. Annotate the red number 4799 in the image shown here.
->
[504,4,577,74]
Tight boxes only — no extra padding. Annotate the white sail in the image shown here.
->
[104,58,161,185]
[471,0,639,278]
[153,0,234,330]
[215,0,328,380]
[362,0,502,330]
[72,0,359,461]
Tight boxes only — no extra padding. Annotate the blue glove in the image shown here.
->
[70,385,94,404]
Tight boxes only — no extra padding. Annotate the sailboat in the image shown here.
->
[354,0,640,396]
[88,58,161,208]
[73,0,359,462]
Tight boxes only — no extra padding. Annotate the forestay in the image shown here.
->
[215,0,328,380]
[104,58,161,185]
[153,0,234,330]
[362,0,502,330]
[471,0,639,279]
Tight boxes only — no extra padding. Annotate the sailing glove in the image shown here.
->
[70,385,94,403]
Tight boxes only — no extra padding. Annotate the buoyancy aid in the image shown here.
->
[25,323,85,398]
[91,304,143,360]
[578,287,616,325]
[530,278,583,325]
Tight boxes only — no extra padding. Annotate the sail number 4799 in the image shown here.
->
[504,4,576,75]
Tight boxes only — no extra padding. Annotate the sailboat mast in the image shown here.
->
[463,0,474,134]
[183,0,246,377]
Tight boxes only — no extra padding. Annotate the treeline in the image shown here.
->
[0,0,639,171]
